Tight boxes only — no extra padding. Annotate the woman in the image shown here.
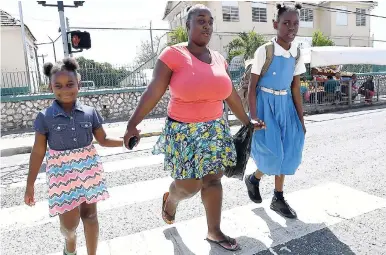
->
[123,4,263,251]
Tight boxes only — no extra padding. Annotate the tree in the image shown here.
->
[312,30,335,47]
[76,56,130,88]
[134,36,161,66]
[226,31,267,62]
[167,26,188,46]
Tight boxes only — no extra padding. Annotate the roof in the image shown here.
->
[1,10,37,42]
[163,1,182,20]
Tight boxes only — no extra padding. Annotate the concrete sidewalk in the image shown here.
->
[1,101,385,157]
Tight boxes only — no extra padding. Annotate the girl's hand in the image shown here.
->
[123,124,141,150]
[24,185,35,206]
[251,118,266,130]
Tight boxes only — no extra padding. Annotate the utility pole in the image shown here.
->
[18,1,31,86]
[37,54,48,64]
[58,1,69,57]
[47,36,58,62]
[37,1,85,57]
[66,17,73,57]
[150,21,155,67]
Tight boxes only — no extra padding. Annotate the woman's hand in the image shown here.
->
[123,124,141,150]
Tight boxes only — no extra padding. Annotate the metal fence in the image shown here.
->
[1,70,47,96]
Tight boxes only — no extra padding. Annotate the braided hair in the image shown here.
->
[276,3,302,21]
[43,58,80,81]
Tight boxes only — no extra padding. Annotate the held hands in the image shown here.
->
[24,185,35,206]
[250,117,266,130]
[123,124,141,150]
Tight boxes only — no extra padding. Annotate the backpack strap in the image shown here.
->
[260,42,274,77]
[295,46,301,66]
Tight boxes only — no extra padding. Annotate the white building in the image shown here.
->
[1,10,40,94]
[163,1,378,57]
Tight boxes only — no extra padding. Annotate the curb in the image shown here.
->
[1,102,385,157]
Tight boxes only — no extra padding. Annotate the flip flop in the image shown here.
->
[162,192,175,224]
[205,235,240,251]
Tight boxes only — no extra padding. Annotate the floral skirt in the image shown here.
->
[46,144,109,217]
[152,117,237,179]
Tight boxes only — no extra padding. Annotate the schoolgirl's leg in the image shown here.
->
[80,202,99,255]
[59,208,81,254]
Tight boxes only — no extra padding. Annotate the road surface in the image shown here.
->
[1,106,386,255]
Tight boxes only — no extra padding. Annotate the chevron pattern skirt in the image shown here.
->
[46,144,109,217]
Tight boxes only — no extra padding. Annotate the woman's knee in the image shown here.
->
[202,172,223,189]
[175,179,202,197]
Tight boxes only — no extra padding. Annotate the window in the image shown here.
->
[222,1,239,22]
[251,2,267,22]
[356,8,366,26]
[300,8,313,28]
[336,6,348,26]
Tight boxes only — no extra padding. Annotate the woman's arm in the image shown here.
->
[248,73,259,120]
[127,60,172,128]
[291,75,306,133]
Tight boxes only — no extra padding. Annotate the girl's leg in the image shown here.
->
[163,178,202,221]
[202,172,239,250]
[80,202,99,255]
[59,208,81,253]
[254,170,264,179]
[274,175,285,192]
[271,174,297,219]
[245,169,264,203]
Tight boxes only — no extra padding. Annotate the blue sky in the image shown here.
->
[2,0,385,67]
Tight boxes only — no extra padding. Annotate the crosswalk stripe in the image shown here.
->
[0,155,255,230]
[46,182,386,255]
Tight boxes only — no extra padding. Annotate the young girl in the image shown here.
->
[245,3,306,219]
[24,58,123,255]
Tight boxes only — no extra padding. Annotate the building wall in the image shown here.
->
[1,27,25,71]
[1,26,40,92]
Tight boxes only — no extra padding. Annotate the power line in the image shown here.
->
[303,2,386,19]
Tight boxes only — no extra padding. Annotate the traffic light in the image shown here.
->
[68,31,91,50]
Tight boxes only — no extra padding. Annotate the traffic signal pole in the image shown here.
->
[58,1,69,57]
[37,1,84,58]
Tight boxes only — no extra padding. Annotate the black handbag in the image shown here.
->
[224,123,254,180]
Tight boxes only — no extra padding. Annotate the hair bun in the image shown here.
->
[295,3,302,10]
[63,57,79,72]
[276,3,283,10]
[43,62,53,77]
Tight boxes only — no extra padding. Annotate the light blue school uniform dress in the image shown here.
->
[250,39,306,176]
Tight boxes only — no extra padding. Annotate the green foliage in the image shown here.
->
[226,31,267,62]
[168,26,188,46]
[312,30,335,47]
[76,56,130,88]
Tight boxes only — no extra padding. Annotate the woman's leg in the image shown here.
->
[274,175,285,192]
[59,208,81,254]
[80,202,99,255]
[202,172,238,250]
[163,178,202,221]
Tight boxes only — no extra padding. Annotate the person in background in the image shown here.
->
[324,75,340,103]
[123,4,264,251]
[359,76,375,103]
[24,58,123,255]
[245,3,306,219]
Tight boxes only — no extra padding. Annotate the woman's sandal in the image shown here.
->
[205,235,240,251]
[162,192,176,224]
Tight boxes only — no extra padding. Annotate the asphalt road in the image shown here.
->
[1,106,385,255]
